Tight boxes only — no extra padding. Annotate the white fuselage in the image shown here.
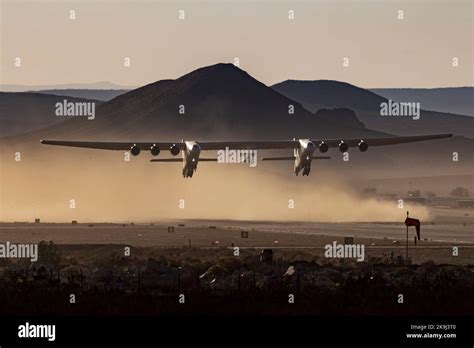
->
[182,141,201,177]
[294,139,315,176]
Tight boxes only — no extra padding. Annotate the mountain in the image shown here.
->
[0,92,103,138]
[370,87,474,117]
[273,80,386,113]
[315,108,366,129]
[273,80,474,137]
[19,64,378,142]
[35,89,130,102]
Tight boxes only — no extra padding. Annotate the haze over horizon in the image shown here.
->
[2,76,474,92]
[1,0,472,89]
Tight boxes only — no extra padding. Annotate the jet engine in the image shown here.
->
[150,144,160,156]
[319,141,329,153]
[170,144,180,156]
[338,141,348,152]
[358,140,368,152]
[130,144,140,156]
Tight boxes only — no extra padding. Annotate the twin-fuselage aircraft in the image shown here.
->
[41,133,452,178]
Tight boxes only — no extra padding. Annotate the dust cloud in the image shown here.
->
[0,147,428,223]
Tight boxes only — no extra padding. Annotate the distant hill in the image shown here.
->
[273,80,474,137]
[315,108,366,129]
[36,89,130,102]
[0,81,135,92]
[370,87,474,117]
[273,80,386,113]
[0,93,103,137]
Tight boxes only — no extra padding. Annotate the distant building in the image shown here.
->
[402,197,427,205]
[458,199,474,208]
[377,193,397,200]
[429,196,459,208]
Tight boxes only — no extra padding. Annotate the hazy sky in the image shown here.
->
[1,0,472,88]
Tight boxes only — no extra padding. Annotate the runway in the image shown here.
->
[0,219,472,245]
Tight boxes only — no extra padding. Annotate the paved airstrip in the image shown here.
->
[0,219,472,244]
[0,218,472,264]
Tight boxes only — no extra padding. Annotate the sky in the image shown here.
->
[1,0,472,88]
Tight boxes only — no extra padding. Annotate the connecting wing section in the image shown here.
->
[197,141,298,150]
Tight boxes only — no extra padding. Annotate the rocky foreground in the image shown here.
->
[0,242,472,316]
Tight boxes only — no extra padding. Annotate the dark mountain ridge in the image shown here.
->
[0,92,102,138]
[273,80,474,137]
[35,89,129,102]
[370,87,474,117]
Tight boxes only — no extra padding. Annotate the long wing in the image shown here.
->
[41,134,452,151]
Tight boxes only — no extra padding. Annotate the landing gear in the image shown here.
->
[295,165,311,176]
[182,169,194,178]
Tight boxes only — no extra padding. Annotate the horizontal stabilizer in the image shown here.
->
[262,157,295,161]
[150,158,218,163]
[262,156,331,161]
[150,159,182,162]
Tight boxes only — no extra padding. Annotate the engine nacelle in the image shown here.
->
[338,141,348,153]
[150,144,160,156]
[319,141,329,153]
[170,144,180,156]
[130,144,140,156]
[358,140,368,152]
[306,141,315,150]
